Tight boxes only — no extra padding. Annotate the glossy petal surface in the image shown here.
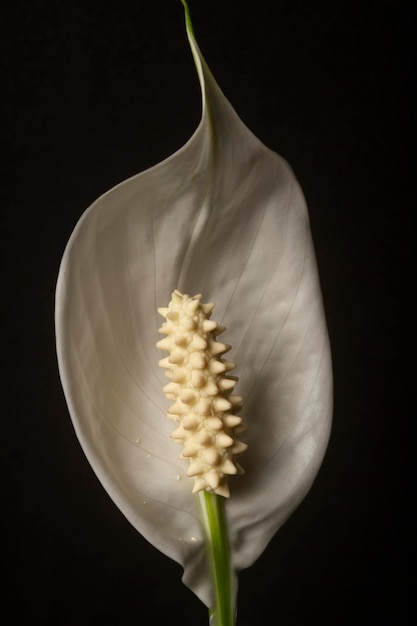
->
[56,10,332,608]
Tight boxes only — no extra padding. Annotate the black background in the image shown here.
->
[2,1,415,624]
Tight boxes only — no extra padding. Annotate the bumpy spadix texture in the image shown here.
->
[157,290,247,497]
[55,3,332,611]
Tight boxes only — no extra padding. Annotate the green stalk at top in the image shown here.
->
[181,0,194,37]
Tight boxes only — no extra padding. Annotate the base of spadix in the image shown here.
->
[198,491,235,626]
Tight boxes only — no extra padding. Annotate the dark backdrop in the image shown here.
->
[2,1,414,624]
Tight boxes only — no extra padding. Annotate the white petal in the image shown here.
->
[55,8,332,609]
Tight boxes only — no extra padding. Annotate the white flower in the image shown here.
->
[55,2,332,612]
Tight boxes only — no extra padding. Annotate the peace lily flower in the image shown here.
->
[55,2,332,625]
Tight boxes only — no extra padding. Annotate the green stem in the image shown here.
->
[181,0,194,37]
[199,491,235,626]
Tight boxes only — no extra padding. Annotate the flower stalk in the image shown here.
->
[199,491,235,626]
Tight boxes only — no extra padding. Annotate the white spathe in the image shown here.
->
[55,10,332,609]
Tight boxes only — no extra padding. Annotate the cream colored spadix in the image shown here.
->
[55,0,332,612]
[157,289,247,498]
